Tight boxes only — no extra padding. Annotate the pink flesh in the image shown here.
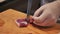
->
[16,19,28,27]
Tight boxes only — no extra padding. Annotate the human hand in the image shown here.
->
[33,1,60,26]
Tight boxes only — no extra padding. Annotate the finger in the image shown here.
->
[44,15,57,26]
[32,10,49,25]
[38,10,50,22]
[33,9,51,26]
[32,16,42,25]
[33,13,50,26]
[33,9,48,20]
[40,15,57,26]
[33,6,46,17]
[39,15,52,26]
[32,16,39,21]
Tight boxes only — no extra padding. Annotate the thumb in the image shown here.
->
[33,10,50,24]
[34,5,46,17]
[32,16,39,21]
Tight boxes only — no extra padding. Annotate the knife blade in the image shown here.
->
[27,0,33,22]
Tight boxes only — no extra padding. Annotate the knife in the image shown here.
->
[27,0,33,22]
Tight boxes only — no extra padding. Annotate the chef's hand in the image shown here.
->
[33,1,60,26]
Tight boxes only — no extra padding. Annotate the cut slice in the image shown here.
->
[15,19,28,27]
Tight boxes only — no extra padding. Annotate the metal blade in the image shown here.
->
[27,0,32,18]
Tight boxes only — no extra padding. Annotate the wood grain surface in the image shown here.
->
[0,9,60,34]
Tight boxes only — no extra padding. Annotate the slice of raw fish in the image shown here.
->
[16,19,28,27]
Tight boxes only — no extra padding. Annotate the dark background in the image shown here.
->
[0,0,55,15]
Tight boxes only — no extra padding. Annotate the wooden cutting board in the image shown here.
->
[0,9,60,34]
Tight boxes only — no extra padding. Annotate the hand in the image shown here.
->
[33,1,60,26]
[0,0,5,2]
